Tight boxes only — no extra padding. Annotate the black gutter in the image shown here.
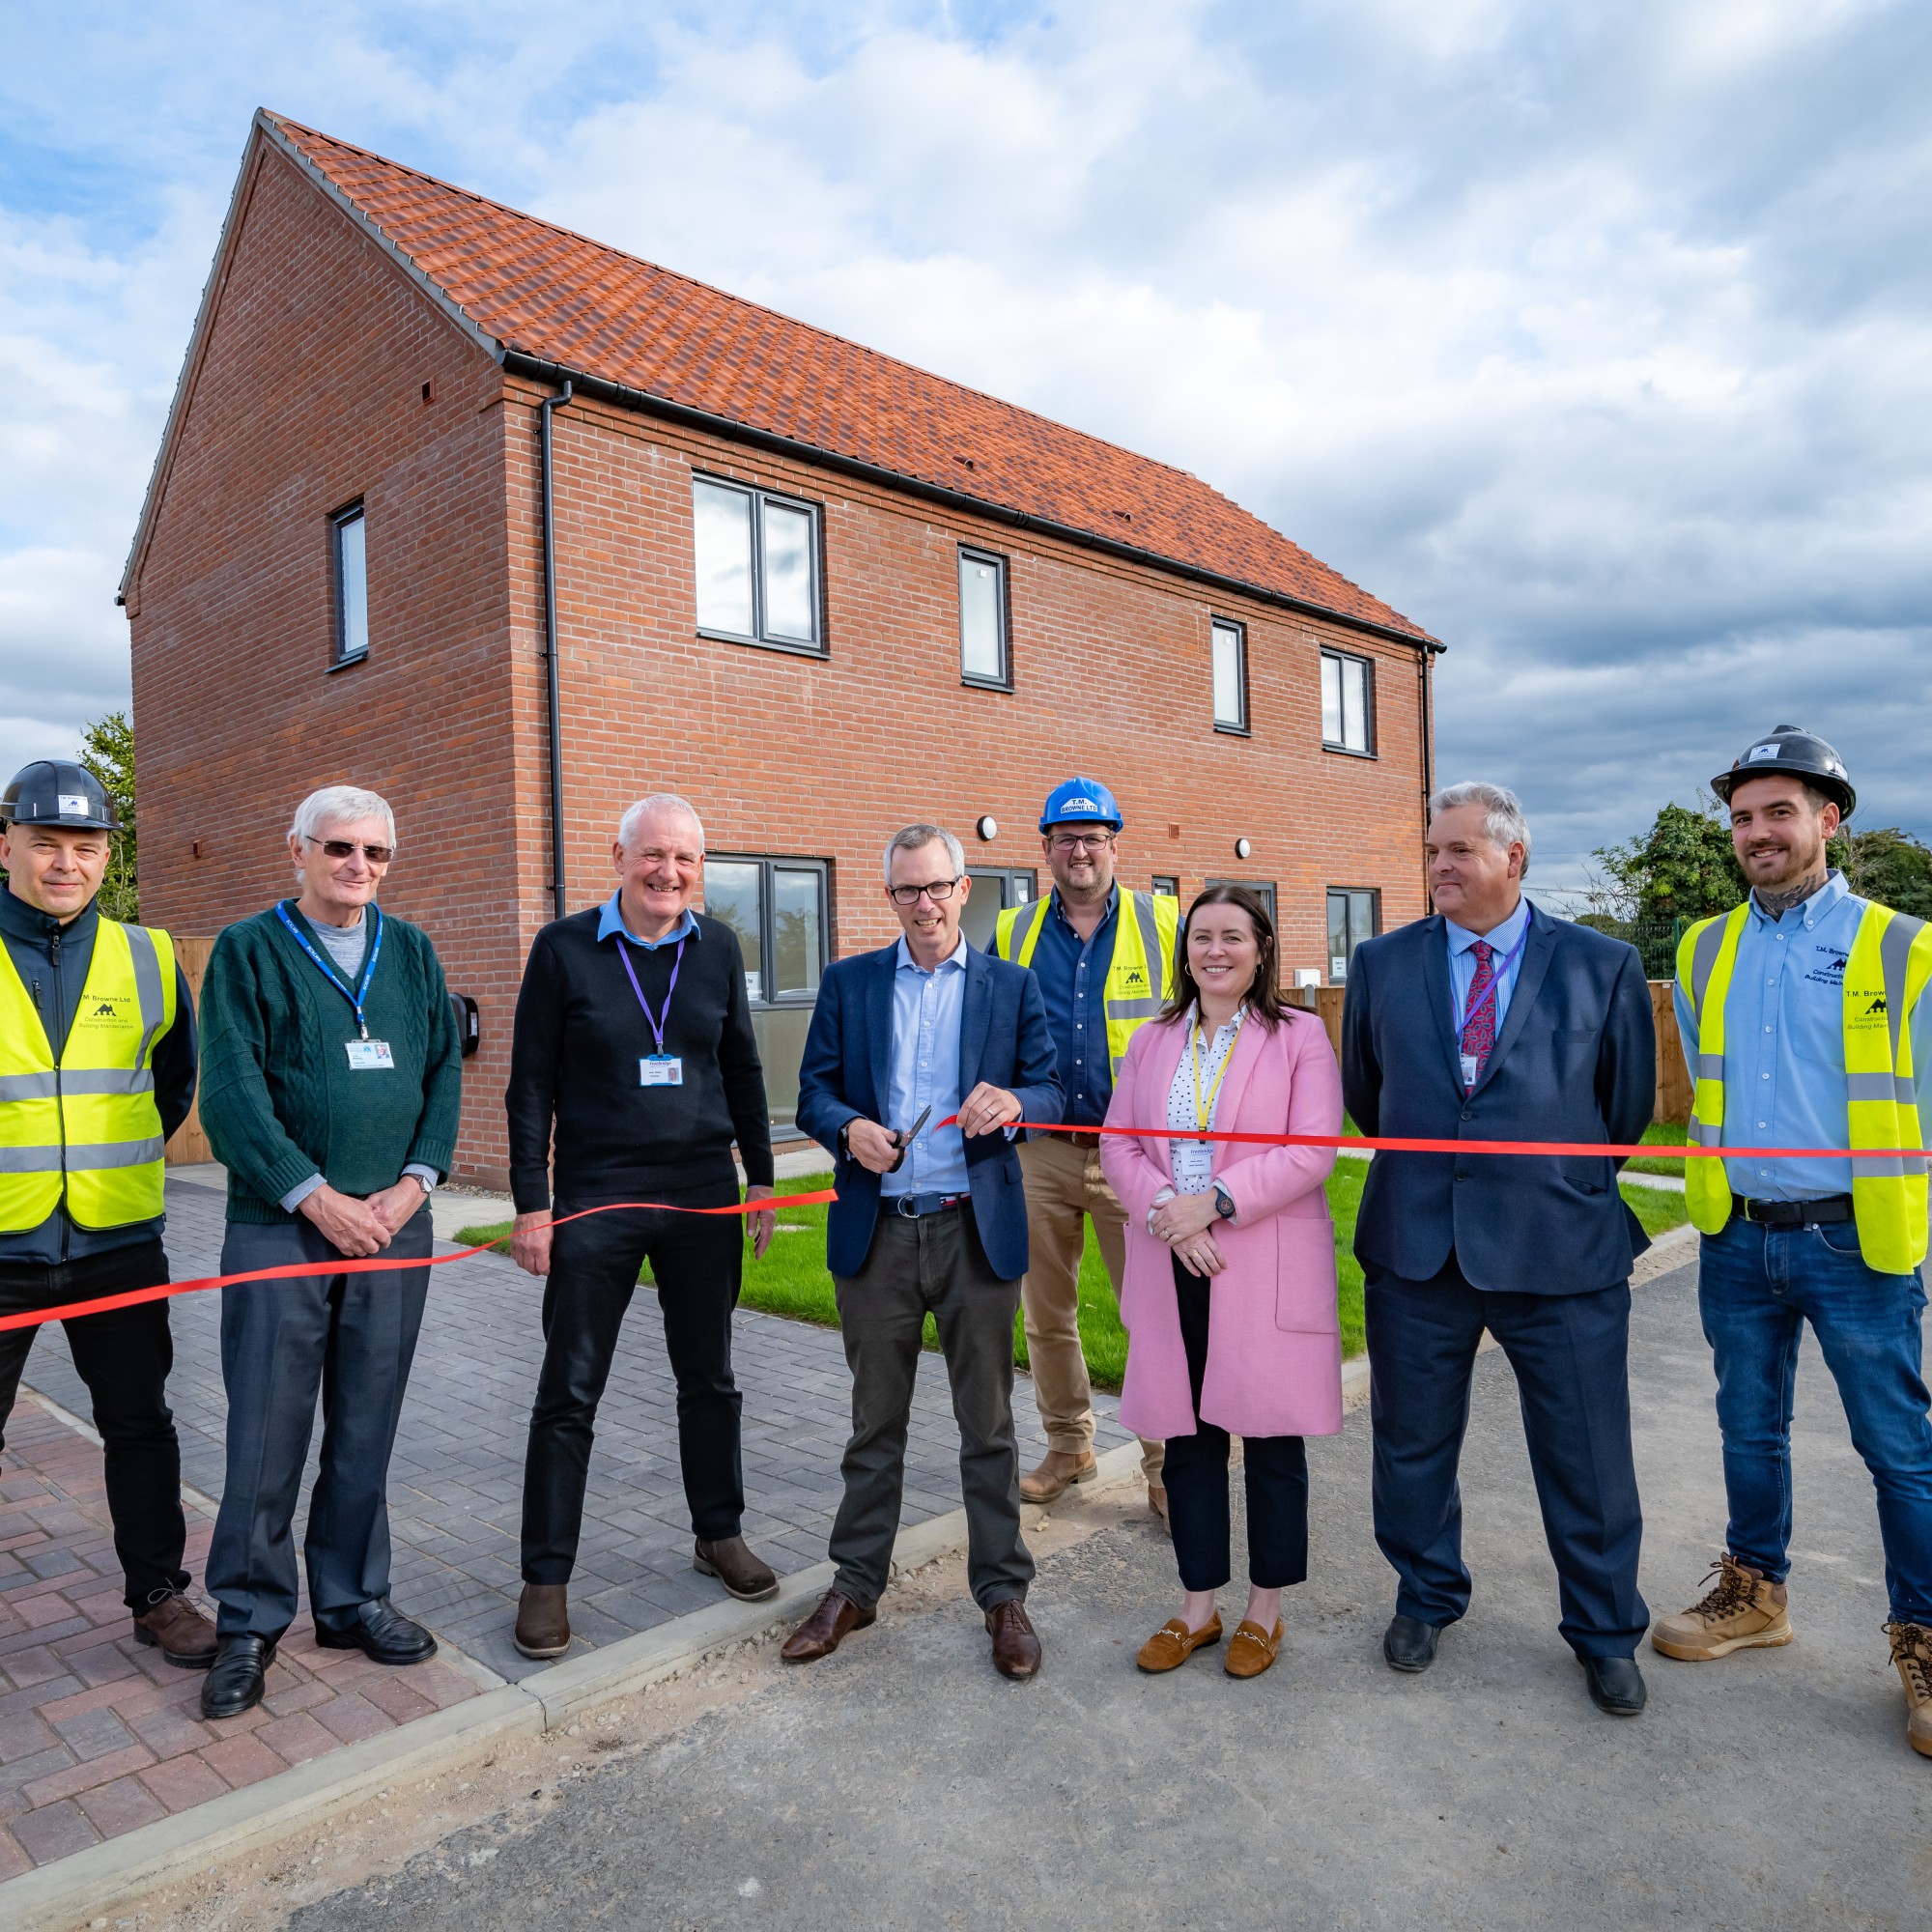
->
[539,380,573,923]
[501,351,1444,658]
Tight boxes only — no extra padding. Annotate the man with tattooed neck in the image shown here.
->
[1657,726,1932,1760]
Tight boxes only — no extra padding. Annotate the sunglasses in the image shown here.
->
[307,837,393,865]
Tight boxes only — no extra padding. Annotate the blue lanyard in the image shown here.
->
[1452,907,1531,1041]
[276,902,384,1040]
[617,937,685,1052]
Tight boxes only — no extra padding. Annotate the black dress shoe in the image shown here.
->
[201,1634,276,1719]
[314,1599,438,1665]
[1581,1654,1647,1716]
[1383,1613,1442,1673]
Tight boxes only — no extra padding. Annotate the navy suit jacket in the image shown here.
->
[796,943,1063,1282]
[1341,900,1658,1295]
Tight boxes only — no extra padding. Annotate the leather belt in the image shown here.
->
[892,1192,966,1219]
[1731,1194,1855,1227]
[1064,1130,1103,1151]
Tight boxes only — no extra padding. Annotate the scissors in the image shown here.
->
[888,1103,932,1173]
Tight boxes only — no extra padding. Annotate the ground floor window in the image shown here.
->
[1203,879,1279,967]
[703,855,829,1136]
[1326,887,1379,981]
[961,867,1037,953]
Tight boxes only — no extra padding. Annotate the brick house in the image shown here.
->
[120,110,1442,1186]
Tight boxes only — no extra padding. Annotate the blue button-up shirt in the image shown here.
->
[1445,896,1533,1042]
[597,895,699,951]
[880,934,971,1199]
[1674,870,1932,1201]
[1026,886,1119,1126]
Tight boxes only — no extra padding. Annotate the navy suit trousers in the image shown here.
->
[1366,1258,1648,1658]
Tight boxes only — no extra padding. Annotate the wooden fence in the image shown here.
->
[163,935,215,1165]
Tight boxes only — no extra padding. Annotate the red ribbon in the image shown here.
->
[0,1190,837,1337]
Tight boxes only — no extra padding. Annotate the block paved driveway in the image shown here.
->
[0,1174,1126,1872]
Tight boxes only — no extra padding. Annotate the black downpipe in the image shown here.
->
[539,382,573,923]
[1417,646,1435,905]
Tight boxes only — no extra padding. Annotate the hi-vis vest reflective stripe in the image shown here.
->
[1678,899,1932,1273]
[993,890,1181,1077]
[0,920,177,1233]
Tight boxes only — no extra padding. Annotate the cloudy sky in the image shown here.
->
[3,0,1927,887]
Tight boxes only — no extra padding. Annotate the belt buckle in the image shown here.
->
[894,1194,920,1219]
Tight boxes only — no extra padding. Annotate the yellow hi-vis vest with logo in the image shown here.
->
[0,918,178,1232]
[993,890,1181,1077]
[1678,898,1932,1273]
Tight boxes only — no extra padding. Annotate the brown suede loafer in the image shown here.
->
[133,1589,218,1669]
[1136,1613,1223,1673]
[515,1582,571,1660]
[987,1599,1042,1679]
[1018,1451,1097,1504]
[1224,1617,1285,1679]
[694,1535,780,1602]
[781,1589,875,1663]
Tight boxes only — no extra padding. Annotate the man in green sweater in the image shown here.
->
[196,785,463,1719]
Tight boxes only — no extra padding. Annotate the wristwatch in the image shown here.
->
[837,1122,853,1163]
[1212,1182,1237,1221]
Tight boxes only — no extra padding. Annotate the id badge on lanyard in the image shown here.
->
[618,935,686,1089]
[639,1055,684,1087]
[275,902,392,1069]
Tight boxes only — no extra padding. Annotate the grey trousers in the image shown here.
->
[830,1205,1034,1611]
[206,1209,432,1638]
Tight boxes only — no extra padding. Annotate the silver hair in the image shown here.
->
[617,794,705,851]
[882,822,966,883]
[1430,780,1532,878]
[289,785,396,849]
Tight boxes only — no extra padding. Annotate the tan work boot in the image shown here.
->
[1886,1621,1932,1757]
[1019,1450,1096,1504]
[1652,1554,1793,1661]
[515,1582,571,1660]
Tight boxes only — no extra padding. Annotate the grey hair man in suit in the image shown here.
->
[1341,781,1658,1717]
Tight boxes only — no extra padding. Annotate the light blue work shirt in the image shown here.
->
[597,895,699,951]
[880,934,971,1200]
[1445,895,1533,1043]
[1673,871,1932,1201]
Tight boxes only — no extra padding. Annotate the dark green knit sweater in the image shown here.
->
[197,902,463,1224]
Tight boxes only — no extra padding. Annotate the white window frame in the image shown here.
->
[1211,618,1248,734]
[692,476,826,656]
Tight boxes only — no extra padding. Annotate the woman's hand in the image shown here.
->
[1173,1226,1228,1277]
[1151,1190,1221,1246]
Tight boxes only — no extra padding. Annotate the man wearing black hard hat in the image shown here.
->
[1656,725,1932,1759]
[0,759,213,1665]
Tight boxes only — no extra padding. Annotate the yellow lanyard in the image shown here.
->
[1190,1008,1244,1137]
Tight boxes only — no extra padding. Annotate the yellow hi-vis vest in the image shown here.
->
[993,890,1181,1077]
[1678,899,1932,1273]
[0,918,177,1232]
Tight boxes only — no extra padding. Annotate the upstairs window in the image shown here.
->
[1211,619,1248,732]
[693,477,823,654]
[331,503,368,666]
[958,548,1011,689]
[1321,648,1375,754]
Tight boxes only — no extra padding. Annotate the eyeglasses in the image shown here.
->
[887,878,960,906]
[307,837,393,865]
[1048,833,1114,853]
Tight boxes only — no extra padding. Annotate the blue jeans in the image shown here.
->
[1698,1217,1932,1624]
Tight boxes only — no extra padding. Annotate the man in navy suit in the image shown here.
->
[786,823,1063,1679]
[1342,781,1658,1717]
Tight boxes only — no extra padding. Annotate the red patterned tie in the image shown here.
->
[1461,940,1496,1088]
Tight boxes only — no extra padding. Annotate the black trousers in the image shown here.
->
[522,1183,747,1582]
[1164,1255,1309,1594]
[0,1239,189,1608]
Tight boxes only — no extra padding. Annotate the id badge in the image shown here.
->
[639,1055,684,1087]
[1172,1139,1213,1191]
[345,1039,395,1070]
[1460,1052,1480,1090]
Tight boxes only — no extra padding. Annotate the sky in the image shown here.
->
[2,0,1927,891]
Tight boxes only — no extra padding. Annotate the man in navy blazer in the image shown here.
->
[785,823,1062,1679]
[1343,781,1658,1717]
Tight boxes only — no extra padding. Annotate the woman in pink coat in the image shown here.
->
[1099,885,1343,1681]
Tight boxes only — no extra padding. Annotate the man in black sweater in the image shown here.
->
[507,794,777,1658]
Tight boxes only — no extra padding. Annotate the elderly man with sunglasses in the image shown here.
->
[195,785,463,1719]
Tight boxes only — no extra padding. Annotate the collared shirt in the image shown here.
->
[1445,896,1533,1040]
[1025,885,1120,1126]
[880,933,971,1199]
[1675,869,1932,1202]
[597,895,699,951]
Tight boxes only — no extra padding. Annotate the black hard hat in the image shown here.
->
[0,760,119,832]
[1711,724,1855,820]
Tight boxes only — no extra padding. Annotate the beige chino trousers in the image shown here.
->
[1018,1133,1164,1488]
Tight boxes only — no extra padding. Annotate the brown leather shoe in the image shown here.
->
[1888,1621,1932,1757]
[515,1582,571,1660]
[694,1535,780,1602]
[986,1599,1042,1679]
[781,1589,875,1663]
[132,1589,218,1669]
[1018,1451,1097,1504]
[1136,1613,1223,1673]
[1224,1617,1285,1679]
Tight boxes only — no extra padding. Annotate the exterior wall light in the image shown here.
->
[977,815,999,841]
[1234,838,1252,860]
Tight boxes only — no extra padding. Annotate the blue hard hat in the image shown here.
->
[1039,777,1123,833]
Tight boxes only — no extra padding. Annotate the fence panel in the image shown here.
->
[164,935,215,1165]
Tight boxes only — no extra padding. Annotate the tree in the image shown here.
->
[77,709,138,923]
[1585,796,1745,926]
[1833,826,1932,919]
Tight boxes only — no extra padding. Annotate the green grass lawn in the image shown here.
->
[1625,1119,1688,1178]
[457,1163,1687,1393]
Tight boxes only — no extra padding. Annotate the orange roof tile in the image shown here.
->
[259,112,1432,644]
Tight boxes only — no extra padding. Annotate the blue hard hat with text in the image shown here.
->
[1039,777,1123,832]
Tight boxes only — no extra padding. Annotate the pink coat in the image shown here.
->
[1100,1009,1345,1441]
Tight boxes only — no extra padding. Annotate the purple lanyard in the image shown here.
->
[616,938,684,1053]
[1453,913,1532,1041]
